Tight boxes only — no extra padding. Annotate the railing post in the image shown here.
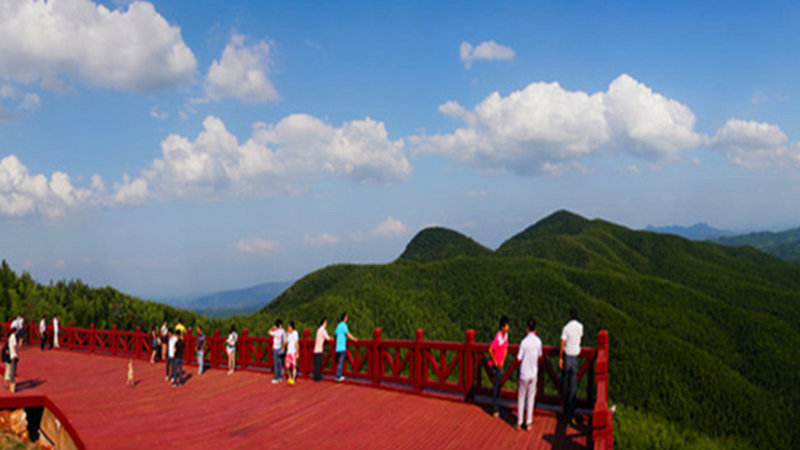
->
[414,329,424,393]
[111,325,118,356]
[241,329,249,370]
[592,330,613,449]
[135,326,142,359]
[90,324,96,354]
[464,329,475,402]
[212,329,220,369]
[372,328,381,387]
[69,322,74,350]
[301,328,311,377]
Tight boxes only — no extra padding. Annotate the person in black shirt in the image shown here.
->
[172,334,184,387]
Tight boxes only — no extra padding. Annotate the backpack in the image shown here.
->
[1,342,9,363]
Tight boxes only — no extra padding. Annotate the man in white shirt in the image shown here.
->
[559,307,584,427]
[52,315,60,349]
[269,320,286,384]
[8,330,18,393]
[516,318,542,431]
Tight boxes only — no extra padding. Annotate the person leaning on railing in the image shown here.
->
[488,316,510,418]
[334,312,358,383]
[559,307,584,428]
[313,318,332,382]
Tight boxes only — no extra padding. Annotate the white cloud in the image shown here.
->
[302,232,340,247]
[0,155,102,218]
[0,0,196,92]
[620,165,641,175]
[19,93,41,112]
[112,174,149,205]
[350,217,409,241]
[236,238,279,255]
[412,74,702,175]
[150,106,169,120]
[711,119,790,169]
[460,40,515,69]
[203,33,278,104]
[141,114,409,198]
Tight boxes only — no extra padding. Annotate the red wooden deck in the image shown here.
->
[1,348,590,449]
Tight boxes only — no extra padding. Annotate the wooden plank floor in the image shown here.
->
[0,347,589,449]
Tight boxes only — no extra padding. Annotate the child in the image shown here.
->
[285,321,299,385]
[127,358,135,387]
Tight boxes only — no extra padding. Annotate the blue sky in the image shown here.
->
[1,0,799,299]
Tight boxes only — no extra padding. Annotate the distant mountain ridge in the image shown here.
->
[713,227,800,264]
[187,281,292,318]
[645,222,735,240]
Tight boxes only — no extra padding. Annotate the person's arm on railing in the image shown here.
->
[559,339,565,369]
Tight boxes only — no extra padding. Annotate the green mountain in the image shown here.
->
[714,227,800,264]
[257,210,800,450]
[398,226,493,262]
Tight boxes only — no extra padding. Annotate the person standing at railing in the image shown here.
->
[150,326,159,364]
[175,318,186,338]
[559,307,583,428]
[196,325,206,375]
[173,333,185,387]
[7,327,18,393]
[166,329,176,382]
[226,325,238,376]
[2,330,12,389]
[285,322,299,386]
[269,320,286,384]
[52,315,60,349]
[488,316,510,418]
[515,318,542,432]
[160,320,168,365]
[39,316,47,351]
[334,312,358,383]
[313,318,332,382]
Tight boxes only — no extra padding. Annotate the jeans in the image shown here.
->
[40,331,47,350]
[313,353,323,381]
[492,366,503,414]
[335,351,346,379]
[517,377,537,427]
[172,357,183,385]
[197,350,204,374]
[9,359,17,383]
[273,349,283,381]
[562,355,579,421]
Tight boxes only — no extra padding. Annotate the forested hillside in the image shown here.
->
[714,227,800,264]
[255,210,800,450]
[0,260,210,332]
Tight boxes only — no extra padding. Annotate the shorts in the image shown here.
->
[284,352,297,369]
[226,345,236,356]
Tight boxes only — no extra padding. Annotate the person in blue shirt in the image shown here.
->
[334,312,358,382]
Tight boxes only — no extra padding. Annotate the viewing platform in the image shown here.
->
[0,322,613,449]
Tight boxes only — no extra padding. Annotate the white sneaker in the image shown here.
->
[271,379,279,384]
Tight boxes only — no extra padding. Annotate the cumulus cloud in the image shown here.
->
[711,119,791,169]
[352,217,409,241]
[0,155,102,218]
[302,232,340,247]
[0,0,196,92]
[203,34,278,103]
[236,238,279,255]
[139,114,409,198]
[0,85,41,118]
[411,74,703,175]
[112,174,149,205]
[460,40,515,69]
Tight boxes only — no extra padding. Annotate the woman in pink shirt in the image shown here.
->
[488,316,510,418]
[313,318,332,381]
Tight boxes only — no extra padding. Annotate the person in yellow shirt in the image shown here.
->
[175,318,187,338]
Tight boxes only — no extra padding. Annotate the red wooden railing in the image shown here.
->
[6,319,613,449]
